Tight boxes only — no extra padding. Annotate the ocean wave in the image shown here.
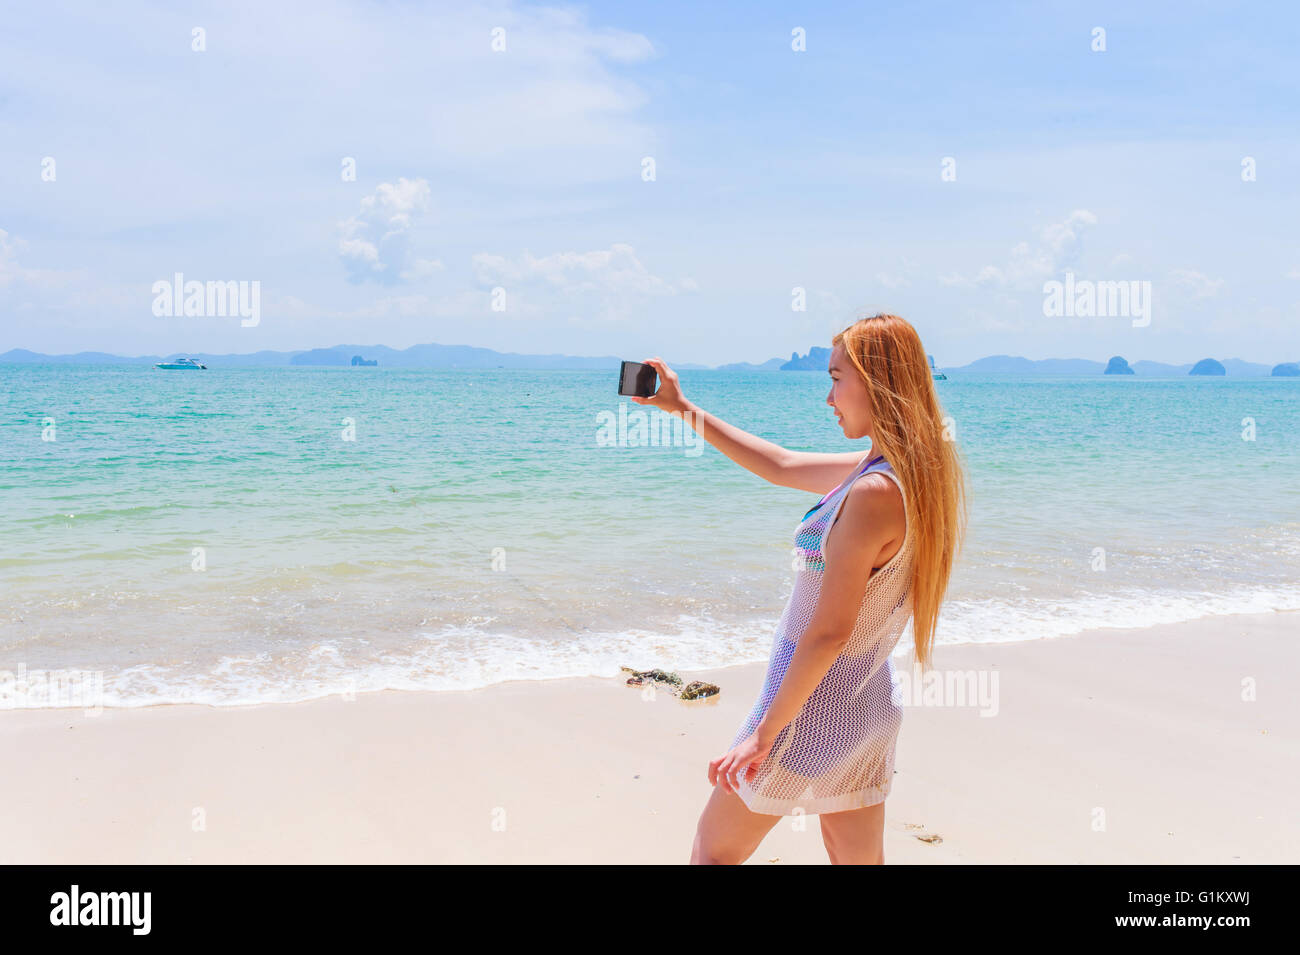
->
[5,585,1299,709]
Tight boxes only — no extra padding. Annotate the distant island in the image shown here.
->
[0,343,669,371]
[715,358,785,372]
[781,346,832,371]
[775,348,1284,377]
[0,344,1292,377]
[1189,358,1226,376]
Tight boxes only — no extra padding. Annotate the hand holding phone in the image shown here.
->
[621,357,688,416]
[617,360,658,398]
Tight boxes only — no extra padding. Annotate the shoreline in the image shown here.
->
[7,601,1300,712]
[2,609,1296,863]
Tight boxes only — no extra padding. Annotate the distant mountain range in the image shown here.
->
[935,354,1286,376]
[781,348,1291,377]
[1,344,1294,376]
[0,343,696,370]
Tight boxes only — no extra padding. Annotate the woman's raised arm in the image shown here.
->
[631,357,868,495]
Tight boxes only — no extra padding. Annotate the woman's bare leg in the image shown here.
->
[689,784,782,864]
[818,801,886,864]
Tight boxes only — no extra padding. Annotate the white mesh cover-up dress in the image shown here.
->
[729,453,914,816]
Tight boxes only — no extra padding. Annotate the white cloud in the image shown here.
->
[339,178,433,284]
[943,209,1097,288]
[0,228,85,291]
[1168,268,1224,298]
[0,229,26,286]
[401,258,445,281]
[244,288,538,324]
[426,10,655,172]
[353,294,436,318]
[471,243,693,319]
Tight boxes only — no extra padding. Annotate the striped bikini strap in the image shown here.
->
[802,454,885,522]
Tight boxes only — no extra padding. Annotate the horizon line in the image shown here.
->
[2,343,1295,370]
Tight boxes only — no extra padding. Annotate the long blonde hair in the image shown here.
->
[832,313,968,672]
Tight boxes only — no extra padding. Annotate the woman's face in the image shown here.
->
[826,341,873,441]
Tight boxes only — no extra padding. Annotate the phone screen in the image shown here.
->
[617,361,658,397]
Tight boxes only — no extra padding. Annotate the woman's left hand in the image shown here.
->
[709,732,773,794]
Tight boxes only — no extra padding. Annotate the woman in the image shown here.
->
[632,313,967,865]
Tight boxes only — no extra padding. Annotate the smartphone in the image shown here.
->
[617,360,658,398]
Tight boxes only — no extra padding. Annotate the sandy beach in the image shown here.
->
[2,609,1295,865]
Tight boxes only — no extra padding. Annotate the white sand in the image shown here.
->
[1,610,1295,864]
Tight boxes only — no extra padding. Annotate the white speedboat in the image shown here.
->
[155,357,207,370]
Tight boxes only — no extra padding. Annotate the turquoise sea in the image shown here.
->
[2,364,1298,706]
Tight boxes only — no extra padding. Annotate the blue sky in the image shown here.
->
[1,0,1297,365]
